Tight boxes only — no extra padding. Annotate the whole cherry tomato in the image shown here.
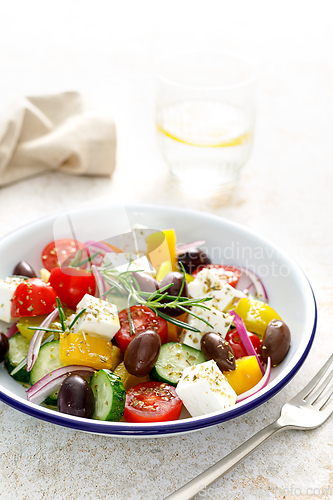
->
[225,329,261,359]
[11,278,57,318]
[124,381,182,423]
[192,264,241,288]
[49,267,96,310]
[42,239,85,272]
[115,305,168,353]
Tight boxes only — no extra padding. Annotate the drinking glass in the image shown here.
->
[155,50,257,194]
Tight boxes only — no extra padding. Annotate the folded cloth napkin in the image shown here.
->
[0,91,116,186]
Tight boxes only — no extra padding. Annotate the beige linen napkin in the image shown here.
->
[0,91,116,187]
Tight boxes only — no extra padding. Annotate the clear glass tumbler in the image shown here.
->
[155,50,257,193]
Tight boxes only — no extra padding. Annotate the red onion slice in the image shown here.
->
[84,240,114,254]
[236,357,271,403]
[26,308,59,372]
[175,241,206,256]
[235,266,268,302]
[229,310,265,376]
[27,365,96,405]
[92,264,106,300]
[6,323,19,338]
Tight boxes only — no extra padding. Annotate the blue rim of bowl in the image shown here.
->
[0,204,317,436]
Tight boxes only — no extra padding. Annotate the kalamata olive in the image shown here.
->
[159,271,189,317]
[260,319,291,366]
[131,272,159,294]
[201,332,236,372]
[12,261,36,278]
[57,374,95,418]
[177,248,211,274]
[124,329,161,377]
[0,333,9,363]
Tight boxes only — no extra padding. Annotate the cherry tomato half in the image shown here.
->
[115,305,168,353]
[192,264,241,288]
[49,267,96,310]
[124,381,183,423]
[11,278,57,318]
[225,329,261,359]
[42,239,85,272]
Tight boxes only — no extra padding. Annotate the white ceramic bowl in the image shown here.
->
[0,203,317,437]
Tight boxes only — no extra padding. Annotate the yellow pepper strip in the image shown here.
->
[234,298,282,339]
[114,361,149,391]
[224,355,263,395]
[59,331,123,371]
[147,229,177,276]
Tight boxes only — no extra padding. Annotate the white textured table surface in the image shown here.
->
[0,2,332,499]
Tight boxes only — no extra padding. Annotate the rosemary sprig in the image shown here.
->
[99,263,213,332]
[69,249,101,268]
[27,300,86,334]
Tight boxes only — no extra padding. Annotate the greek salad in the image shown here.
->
[0,230,291,423]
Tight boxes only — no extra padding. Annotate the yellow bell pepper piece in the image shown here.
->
[147,229,177,276]
[185,273,194,284]
[224,355,263,395]
[40,268,51,283]
[111,345,124,371]
[156,260,173,282]
[17,307,74,341]
[59,331,123,371]
[114,361,149,391]
[234,298,282,339]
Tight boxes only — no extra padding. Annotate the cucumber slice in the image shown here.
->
[90,369,126,421]
[4,334,30,383]
[30,340,63,403]
[150,342,206,386]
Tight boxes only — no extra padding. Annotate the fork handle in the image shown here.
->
[164,419,286,500]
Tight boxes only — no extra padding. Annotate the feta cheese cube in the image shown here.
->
[176,360,237,417]
[188,268,237,312]
[103,252,155,276]
[72,294,120,341]
[0,277,25,323]
[181,308,233,349]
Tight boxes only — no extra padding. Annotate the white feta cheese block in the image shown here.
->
[176,360,237,417]
[72,294,120,340]
[181,308,233,349]
[0,277,25,323]
[103,252,155,276]
[188,268,238,312]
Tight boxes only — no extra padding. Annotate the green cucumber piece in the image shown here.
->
[30,340,63,403]
[150,342,206,386]
[4,334,30,383]
[90,369,126,421]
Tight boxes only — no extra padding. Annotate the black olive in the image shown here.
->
[124,329,161,377]
[0,333,9,363]
[159,271,189,317]
[177,248,211,274]
[201,332,236,372]
[260,319,291,366]
[12,261,36,278]
[57,374,95,418]
[131,272,159,294]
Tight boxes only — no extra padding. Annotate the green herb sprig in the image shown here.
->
[99,261,213,335]
[27,298,86,335]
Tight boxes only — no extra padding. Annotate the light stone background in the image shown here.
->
[0,1,332,499]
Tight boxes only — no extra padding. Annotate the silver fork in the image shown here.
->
[164,354,333,500]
